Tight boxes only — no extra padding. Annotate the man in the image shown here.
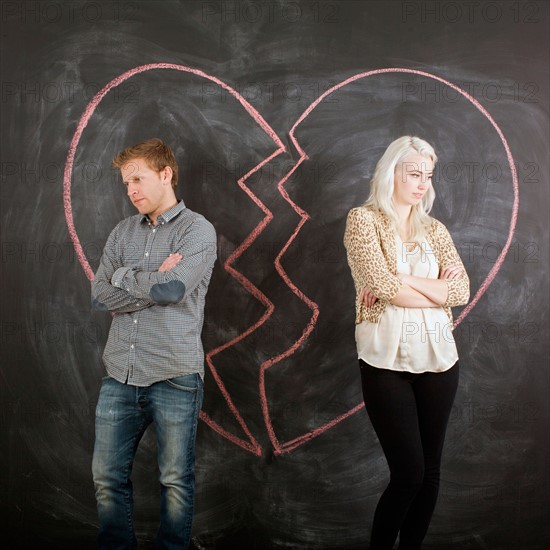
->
[91,138,217,549]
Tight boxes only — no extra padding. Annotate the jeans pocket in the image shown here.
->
[165,373,201,392]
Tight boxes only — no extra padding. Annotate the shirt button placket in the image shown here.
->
[129,315,139,378]
[145,225,156,267]
[128,342,136,383]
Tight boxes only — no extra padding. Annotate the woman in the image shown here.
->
[343,136,469,549]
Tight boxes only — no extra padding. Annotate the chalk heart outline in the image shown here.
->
[64,64,519,458]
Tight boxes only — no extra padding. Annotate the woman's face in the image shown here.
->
[393,153,434,208]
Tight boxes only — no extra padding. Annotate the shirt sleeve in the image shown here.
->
[432,220,470,308]
[343,208,402,302]
[91,224,155,313]
[111,216,217,305]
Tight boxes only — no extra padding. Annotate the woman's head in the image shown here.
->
[365,136,437,239]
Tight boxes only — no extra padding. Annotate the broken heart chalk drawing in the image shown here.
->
[64,65,518,458]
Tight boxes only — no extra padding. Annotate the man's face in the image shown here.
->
[120,158,172,220]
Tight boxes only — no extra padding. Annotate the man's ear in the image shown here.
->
[162,166,173,185]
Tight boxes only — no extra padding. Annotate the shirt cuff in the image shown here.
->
[111,267,134,290]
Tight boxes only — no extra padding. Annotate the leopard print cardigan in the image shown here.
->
[343,207,470,325]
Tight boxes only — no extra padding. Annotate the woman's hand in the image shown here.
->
[439,263,464,280]
[360,286,378,308]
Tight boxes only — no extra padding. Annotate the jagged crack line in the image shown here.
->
[204,146,286,457]
[63,63,286,456]
[259,157,320,454]
[199,412,259,455]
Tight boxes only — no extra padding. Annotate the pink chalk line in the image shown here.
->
[63,63,287,456]
[260,68,518,455]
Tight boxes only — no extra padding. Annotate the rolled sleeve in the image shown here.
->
[111,266,134,289]
[443,275,470,307]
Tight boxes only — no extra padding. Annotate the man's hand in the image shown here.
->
[158,253,183,273]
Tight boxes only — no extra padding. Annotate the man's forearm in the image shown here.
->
[111,267,186,305]
[91,278,154,313]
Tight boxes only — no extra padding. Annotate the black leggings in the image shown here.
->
[359,360,459,550]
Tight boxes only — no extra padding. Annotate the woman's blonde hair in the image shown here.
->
[364,136,437,242]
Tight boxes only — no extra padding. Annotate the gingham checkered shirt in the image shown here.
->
[91,201,217,386]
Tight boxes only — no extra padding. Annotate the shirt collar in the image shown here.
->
[140,200,186,225]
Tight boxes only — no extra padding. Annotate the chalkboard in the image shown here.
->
[1,1,548,548]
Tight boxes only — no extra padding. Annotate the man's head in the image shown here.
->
[112,138,179,222]
[112,138,179,189]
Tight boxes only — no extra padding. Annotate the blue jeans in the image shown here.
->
[92,374,204,550]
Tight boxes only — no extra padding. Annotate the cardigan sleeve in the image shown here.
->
[432,220,470,307]
[343,208,403,302]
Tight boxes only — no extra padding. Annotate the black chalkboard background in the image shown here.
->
[1,1,548,548]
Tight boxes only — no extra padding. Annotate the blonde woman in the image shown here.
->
[344,136,469,549]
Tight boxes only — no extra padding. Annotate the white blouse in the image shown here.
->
[355,235,458,373]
